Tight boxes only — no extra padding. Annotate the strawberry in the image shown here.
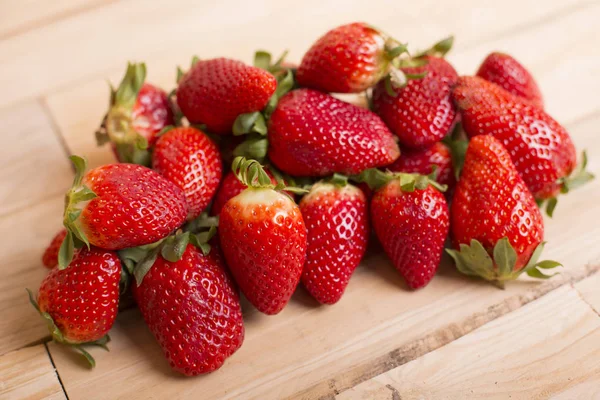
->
[28,247,121,366]
[96,63,174,165]
[300,177,369,304]
[372,56,458,149]
[152,127,222,219]
[268,88,400,176]
[211,168,287,216]
[177,58,277,134]
[132,240,244,376]
[452,76,592,211]
[219,158,307,314]
[476,52,543,108]
[42,229,68,269]
[388,142,456,190]
[365,170,449,289]
[447,135,561,286]
[296,22,408,93]
[60,156,188,267]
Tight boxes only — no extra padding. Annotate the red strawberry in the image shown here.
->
[133,243,244,375]
[152,127,222,219]
[447,135,561,285]
[60,156,187,267]
[177,58,277,134]
[268,89,400,176]
[219,158,307,315]
[211,169,286,216]
[28,247,121,366]
[42,229,68,269]
[296,22,407,93]
[388,142,456,190]
[97,63,174,165]
[452,76,589,207]
[300,179,368,304]
[372,56,458,149]
[476,52,543,108]
[368,171,449,289]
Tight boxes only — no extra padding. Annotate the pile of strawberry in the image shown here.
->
[30,22,593,375]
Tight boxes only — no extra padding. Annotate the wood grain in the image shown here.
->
[337,286,600,400]
[575,273,600,315]
[0,345,65,400]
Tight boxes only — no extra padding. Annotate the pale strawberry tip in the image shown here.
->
[446,239,562,288]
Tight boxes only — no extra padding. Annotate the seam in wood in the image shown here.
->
[44,342,70,400]
[38,98,74,161]
[295,262,600,400]
[572,280,600,317]
[0,0,120,42]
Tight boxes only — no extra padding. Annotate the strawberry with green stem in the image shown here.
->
[28,246,122,367]
[452,76,593,215]
[300,175,369,304]
[356,169,449,289]
[59,156,188,268]
[296,22,410,93]
[219,157,307,315]
[96,63,174,165]
[447,135,561,287]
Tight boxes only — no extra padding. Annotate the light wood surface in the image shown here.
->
[337,285,600,400]
[0,345,65,400]
[1,1,599,399]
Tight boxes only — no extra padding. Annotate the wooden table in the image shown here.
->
[1,1,599,399]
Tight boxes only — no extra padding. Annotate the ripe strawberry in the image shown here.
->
[133,243,244,375]
[96,63,174,165]
[452,76,590,207]
[476,52,543,108]
[367,171,449,289]
[296,22,408,93]
[28,247,121,366]
[152,127,222,219]
[177,58,277,134]
[60,156,187,267]
[42,229,68,269]
[447,135,561,286]
[268,89,400,176]
[388,142,456,190]
[211,169,286,216]
[300,179,368,304]
[372,56,458,149]
[219,158,307,315]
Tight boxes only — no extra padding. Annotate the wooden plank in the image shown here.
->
[0,345,66,400]
[0,0,586,109]
[0,196,66,355]
[0,101,72,218]
[0,0,113,40]
[575,273,600,315]
[337,286,600,400]
[448,0,600,124]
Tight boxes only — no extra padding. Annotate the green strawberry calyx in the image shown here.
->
[60,156,97,269]
[121,214,219,286]
[351,168,447,193]
[446,239,562,289]
[232,53,295,163]
[231,156,308,194]
[96,62,152,166]
[26,289,110,368]
[414,35,455,59]
[540,151,595,218]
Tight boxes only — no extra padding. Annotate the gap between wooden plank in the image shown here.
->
[39,98,74,159]
[572,281,600,318]
[44,343,71,400]
[295,262,600,400]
